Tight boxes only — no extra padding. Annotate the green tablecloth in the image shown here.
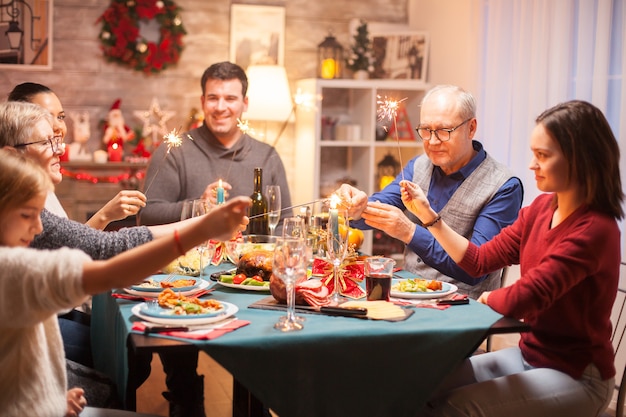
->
[92,266,503,417]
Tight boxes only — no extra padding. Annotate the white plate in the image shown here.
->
[130,274,200,292]
[390,280,458,299]
[215,280,270,292]
[132,301,238,325]
[124,279,210,298]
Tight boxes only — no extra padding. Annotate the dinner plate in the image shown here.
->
[124,279,210,298]
[132,301,238,325]
[215,280,270,292]
[130,274,200,292]
[140,300,225,319]
[390,279,458,299]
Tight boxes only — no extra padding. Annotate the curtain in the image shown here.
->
[477,0,626,257]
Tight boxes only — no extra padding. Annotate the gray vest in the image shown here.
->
[403,154,514,299]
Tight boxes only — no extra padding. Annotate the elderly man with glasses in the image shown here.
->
[337,84,524,298]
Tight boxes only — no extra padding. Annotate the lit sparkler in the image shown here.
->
[163,127,183,153]
[377,95,408,181]
[143,127,185,194]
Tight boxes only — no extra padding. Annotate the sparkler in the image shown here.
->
[143,127,185,194]
[377,95,408,181]
[248,199,328,219]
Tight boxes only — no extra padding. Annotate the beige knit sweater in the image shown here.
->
[0,246,90,417]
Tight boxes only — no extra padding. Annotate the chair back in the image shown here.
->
[485,266,509,352]
[610,261,626,417]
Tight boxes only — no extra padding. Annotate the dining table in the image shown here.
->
[91,262,529,417]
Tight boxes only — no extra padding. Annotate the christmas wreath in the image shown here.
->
[98,0,186,74]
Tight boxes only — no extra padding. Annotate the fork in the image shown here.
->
[162,271,178,282]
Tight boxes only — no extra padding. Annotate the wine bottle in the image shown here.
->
[248,167,269,235]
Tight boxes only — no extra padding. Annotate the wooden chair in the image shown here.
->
[607,261,626,417]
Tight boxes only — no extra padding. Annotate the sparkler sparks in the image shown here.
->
[376,95,408,181]
[143,128,187,194]
[376,95,407,122]
[163,127,183,153]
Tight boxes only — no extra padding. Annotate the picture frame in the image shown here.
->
[0,0,53,69]
[229,4,285,69]
[369,30,429,82]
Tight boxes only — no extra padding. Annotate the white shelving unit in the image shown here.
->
[293,78,429,254]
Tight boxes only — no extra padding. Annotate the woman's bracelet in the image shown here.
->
[421,214,442,229]
[173,229,186,256]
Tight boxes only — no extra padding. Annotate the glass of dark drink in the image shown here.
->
[364,257,395,301]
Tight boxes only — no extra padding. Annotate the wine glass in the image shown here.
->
[180,199,195,221]
[191,199,215,281]
[272,237,307,332]
[283,217,306,239]
[326,207,349,304]
[265,185,281,236]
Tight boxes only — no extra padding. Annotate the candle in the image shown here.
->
[321,58,336,79]
[329,194,341,251]
[93,150,108,164]
[216,179,225,204]
[108,142,123,162]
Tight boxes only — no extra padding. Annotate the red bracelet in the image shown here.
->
[173,230,185,256]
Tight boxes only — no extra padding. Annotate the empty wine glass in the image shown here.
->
[326,206,349,304]
[272,237,307,331]
[283,217,306,239]
[180,199,195,221]
[265,185,281,236]
[191,199,215,281]
[225,240,244,264]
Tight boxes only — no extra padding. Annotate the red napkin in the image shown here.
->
[112,288,212,302]
[132,319,250,340]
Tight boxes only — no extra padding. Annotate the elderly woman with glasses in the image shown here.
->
[336,84,524,299]
[7,82,147,230]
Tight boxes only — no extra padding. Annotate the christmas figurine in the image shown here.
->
[68,111,92,161]
[102,99,135,162]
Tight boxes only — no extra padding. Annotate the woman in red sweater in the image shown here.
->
[401,100,623,417]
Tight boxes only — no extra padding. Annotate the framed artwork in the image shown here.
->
[370,30,429,82]
[230,4,285,69]
[0,0,52,69]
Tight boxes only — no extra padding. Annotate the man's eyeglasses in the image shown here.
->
[14,137,63,153]
[416,118,473,142]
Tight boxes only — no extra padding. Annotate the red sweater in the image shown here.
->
[459,194,619,380]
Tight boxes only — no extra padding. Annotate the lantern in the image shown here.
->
[318,32,343,79]
[377,153,401,191]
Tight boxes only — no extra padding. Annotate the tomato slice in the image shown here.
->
[233,273,247,285]
[251,275,263,282]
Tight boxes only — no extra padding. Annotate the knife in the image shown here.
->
[320,306,368,317]
[436,298,469,306]
[143,325,189,334]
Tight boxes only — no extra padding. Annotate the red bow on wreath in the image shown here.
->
[312,258,366,299]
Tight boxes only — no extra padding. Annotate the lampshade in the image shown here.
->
[244,65,293,122]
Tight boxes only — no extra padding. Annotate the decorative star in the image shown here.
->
[133,98,176,148]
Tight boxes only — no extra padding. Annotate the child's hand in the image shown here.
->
[204,196,251,241]
[65,387,86,417]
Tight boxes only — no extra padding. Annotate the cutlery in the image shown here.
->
[111,293,148,302]
[141,317,237,334]
[436,298,469,306]
[144,325,189,334]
